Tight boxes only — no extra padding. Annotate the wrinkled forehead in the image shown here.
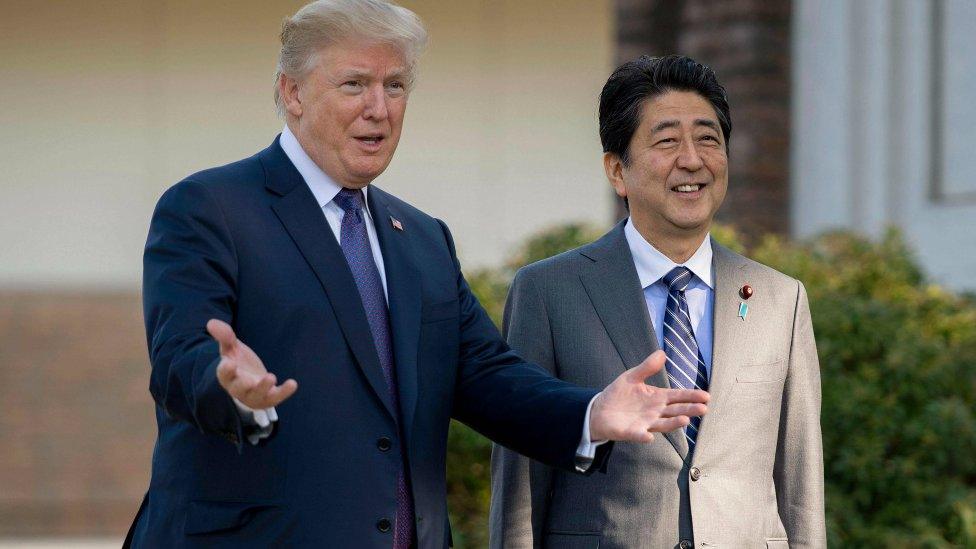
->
[313,38,411,76]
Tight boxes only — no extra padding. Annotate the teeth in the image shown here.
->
[675,184,701,192]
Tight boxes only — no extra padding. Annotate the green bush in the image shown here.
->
[448,223,976,548]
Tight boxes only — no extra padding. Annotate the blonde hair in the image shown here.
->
[274,0,428,116]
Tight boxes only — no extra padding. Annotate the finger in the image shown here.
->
[626,350,666,382]
[207,319,237,356]
[222,365,267,402]
[659,402,708,419]
[216,360,238,388]
[245,373,276,401]
[662,387,710,405]
[264,378,299,407]
[647,415,691,433]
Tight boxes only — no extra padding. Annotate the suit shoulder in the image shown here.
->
[513,243,592,283]
[725,247,802,293]
[181,153,265,193]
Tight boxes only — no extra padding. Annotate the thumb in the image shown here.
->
[207,318,237,356]
[628,350,665,382]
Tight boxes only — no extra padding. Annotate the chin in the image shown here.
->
[669,217,711,232]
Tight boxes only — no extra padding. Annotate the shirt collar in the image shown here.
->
[624,217,714,290]
[279,124,370,210]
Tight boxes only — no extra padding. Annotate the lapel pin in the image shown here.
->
[738,284,752,320]
[390,216,403,231]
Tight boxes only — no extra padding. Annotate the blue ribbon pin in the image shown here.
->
[738,302,749,320]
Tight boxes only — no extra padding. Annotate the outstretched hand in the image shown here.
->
[590,350,709,443]
[207,319,298,409]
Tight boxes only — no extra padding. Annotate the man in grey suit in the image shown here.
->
[489,55,825,548]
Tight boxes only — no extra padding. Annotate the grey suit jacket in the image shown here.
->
[489,222,825,549]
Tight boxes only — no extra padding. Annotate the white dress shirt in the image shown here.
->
[624,218,714,380]
[242,127,599,464]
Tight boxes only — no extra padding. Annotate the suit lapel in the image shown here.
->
[696,242,748,445]
[578,222,688,459]
[260,139,397,421]
[368,188,421,444]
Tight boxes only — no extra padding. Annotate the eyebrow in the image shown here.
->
[650,119,721,133]
[338,67,408,80]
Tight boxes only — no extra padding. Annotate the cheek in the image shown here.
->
[389,104,407,130]
[704,151,728,174]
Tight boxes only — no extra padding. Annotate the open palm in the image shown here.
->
[207,319,298,409]
[590,350,709,442]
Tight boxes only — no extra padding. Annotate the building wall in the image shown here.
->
[0,0,612,538]
[0,0,612,290]
[792,0,976,291]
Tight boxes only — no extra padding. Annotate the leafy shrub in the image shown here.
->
[448,223,976,548]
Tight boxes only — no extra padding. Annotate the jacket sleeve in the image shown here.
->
[438,220,608,474]
[489,269,557,549]
[142,179,245,449]
[773,281,826,546]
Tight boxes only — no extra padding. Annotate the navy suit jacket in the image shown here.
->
[127,137,610,548]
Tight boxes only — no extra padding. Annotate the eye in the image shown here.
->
[655,137,678,147]
[386,81,406,96]
[340,80,363,91]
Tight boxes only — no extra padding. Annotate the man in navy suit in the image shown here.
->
[126,1,709,547]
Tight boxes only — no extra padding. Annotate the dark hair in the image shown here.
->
[599,54,731,165]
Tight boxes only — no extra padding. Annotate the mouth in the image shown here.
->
[354,134,385,151]
[670,182,708,195]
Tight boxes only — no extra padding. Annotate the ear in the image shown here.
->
[603,152,627,199]
[278,72,303,118]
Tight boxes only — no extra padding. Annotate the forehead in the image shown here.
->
[315,39,408,76]
[640,90,719,127]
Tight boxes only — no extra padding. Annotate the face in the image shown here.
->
[605,90,728,240]
[281,40,409,188]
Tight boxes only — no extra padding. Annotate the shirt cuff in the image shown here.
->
[233,398,278,445]
[574,393,608,472]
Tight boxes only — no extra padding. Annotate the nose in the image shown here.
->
[362,84,389,121]
[676,139,704,171]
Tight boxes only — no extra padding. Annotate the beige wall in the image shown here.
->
[0,0,613,289]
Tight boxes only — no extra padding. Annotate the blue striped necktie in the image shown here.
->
[662,266,709,451]
[334,187,414,549]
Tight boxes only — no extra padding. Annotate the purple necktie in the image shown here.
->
[334,188,414,548]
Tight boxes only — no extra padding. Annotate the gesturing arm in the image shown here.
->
[143,180,295,448]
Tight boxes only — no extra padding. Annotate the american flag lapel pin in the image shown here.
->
[390,216,403,231]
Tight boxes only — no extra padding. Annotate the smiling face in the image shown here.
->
[605,89,728,245]
[280,40,409,188]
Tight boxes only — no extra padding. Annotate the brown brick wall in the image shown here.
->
[680,0,792,238]
[613,0,792,238]
[0,292,154,537]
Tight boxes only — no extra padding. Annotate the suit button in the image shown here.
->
[690,467,701,481]
[377,518,392,533]
[679,540,693,549]
[377,437,393,452]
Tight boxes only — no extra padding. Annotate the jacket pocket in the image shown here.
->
[183,500,277,535]
[766,538,789,548]
[736,359,787,383]
[544,531,601,549]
